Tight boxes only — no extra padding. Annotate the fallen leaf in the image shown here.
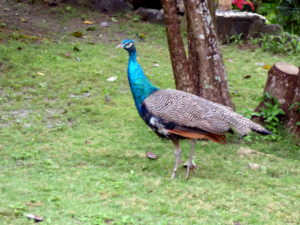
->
[24,213,43,222]
[262,64,272,70]
[137,32,146,40]
[86,26,97,31]
[36,72,45,76]
[83,20,94,25]
[62,52,72,58]
[111,17,118,22]
[225,58,234,63]
[146,152,158,159]
[20,18,28,22]
[72,31,83,38]
[107,76,117,82]
[242,75,251,79]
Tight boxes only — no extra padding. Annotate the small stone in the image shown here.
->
[248,163,261,170]
[100,21,110,27]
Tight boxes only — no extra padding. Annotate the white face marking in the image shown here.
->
[125,42,133,49]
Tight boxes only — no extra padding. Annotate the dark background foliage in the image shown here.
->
[257,0,300,34]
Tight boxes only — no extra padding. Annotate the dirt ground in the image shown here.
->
[0,0,128,43]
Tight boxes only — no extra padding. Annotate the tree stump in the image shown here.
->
[286,77,300,136]
[254,62,300,137]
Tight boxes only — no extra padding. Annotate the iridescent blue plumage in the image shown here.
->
[120,40,159,114]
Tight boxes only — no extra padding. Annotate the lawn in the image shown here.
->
[0,2,300,225]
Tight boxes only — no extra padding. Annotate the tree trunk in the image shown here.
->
[208,0,218,26]
[255,62,299,113]
[161,0,197,94]
[254,62,300,137]
[183,0,234,108]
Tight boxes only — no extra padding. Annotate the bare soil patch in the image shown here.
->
[0,0,127,43]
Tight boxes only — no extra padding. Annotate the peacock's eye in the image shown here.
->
[125,42,133,49]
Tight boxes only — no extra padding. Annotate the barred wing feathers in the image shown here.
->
[143,89,271,137]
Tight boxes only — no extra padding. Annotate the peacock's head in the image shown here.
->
[117,40,136,52]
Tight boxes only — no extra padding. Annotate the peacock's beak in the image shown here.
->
[116,43,123,48]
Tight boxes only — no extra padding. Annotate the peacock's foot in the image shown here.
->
[183,160,197,180]
[183,160,197,169]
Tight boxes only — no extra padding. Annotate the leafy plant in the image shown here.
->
[252,92,285,138]
[251,33,300,55]
[289,102,300,111]
[228,33,244,45]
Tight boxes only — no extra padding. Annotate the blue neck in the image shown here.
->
[127,50,159,114]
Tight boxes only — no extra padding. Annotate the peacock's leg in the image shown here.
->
[171,139,182,179]
[185,139,197,180]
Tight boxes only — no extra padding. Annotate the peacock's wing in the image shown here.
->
[142,89,270,137]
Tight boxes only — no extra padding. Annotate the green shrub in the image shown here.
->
[252,92,285,140]
[257,0,300,34]
[250,33,300,55]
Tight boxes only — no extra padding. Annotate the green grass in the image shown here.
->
[1,16,300,225]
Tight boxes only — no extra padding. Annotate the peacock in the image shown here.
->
[117,39,271,179]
